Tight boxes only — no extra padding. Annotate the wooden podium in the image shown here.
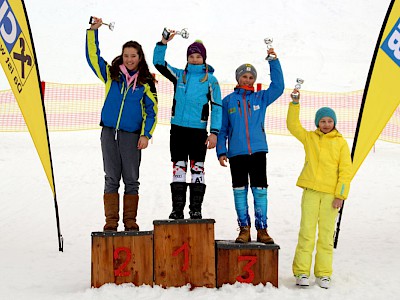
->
[91,231,153,288]
[90,221,280,289]
[216,240,280,287]
[153,219,216,288]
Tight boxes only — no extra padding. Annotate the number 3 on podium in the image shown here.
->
[236,255,257,283]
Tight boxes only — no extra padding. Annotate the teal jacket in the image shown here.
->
[153,42,221,134]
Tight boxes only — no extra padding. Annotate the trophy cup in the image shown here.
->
[89,16,115,31]
[264,37,276,61]
[291,78,304,100]
[162,27,189,39]
[176,28,189,39]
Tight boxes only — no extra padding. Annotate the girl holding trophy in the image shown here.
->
[153,29,222,220]
[216,45,284,244]
[287,89,352,289]
[86,17,158,232]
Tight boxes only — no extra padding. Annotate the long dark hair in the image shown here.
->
[109,41,154,84]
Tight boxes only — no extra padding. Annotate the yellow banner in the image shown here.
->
[0,0,55,194]
[352,0,400,179]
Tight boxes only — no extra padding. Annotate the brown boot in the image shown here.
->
[103,193,119,231]
[257,228,274,244]
[235,226,251,243]
[123,194,139,231]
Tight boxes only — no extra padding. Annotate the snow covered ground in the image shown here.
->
[1,0,399,299]
[1,128,400,300]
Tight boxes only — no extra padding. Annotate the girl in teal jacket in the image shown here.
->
[153,31,222,220]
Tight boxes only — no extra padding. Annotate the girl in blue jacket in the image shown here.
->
[216,48,284,244]
[86,17,158,232]
[153,31,222,220]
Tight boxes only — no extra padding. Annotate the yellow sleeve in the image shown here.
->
[335,138,353,200]
[287,102,308,144]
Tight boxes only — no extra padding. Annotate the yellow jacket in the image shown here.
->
[287,102,352,200]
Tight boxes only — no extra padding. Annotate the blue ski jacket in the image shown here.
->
[153,42,222,134]
[216,59,284,158]
[86,29,157,138]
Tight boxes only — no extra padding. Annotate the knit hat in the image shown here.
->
[235,63,257,82]
[187,40,207,61]
[315,107,337,127]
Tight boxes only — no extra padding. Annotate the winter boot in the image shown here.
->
[123,194,139,231]
[235,226,251,243]
[189,183,206,219]
[103,193,119,231]
[257,228,274,244]
[295,274,310,287]
[169,182,187,219]
[316,276,331,289]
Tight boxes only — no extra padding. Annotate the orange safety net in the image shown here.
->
[1,74,399,143]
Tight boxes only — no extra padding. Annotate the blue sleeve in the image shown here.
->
[260,59,285,107]
[153,42,182,83]
[85,29,109,83]
[209,76,222,135]
[216,95,230,158]
[141,82,158,139]
[153,42,167,66]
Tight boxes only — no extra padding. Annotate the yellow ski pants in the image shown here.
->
[292,188,339,277]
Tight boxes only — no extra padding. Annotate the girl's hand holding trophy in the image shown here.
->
[89,16,115,31]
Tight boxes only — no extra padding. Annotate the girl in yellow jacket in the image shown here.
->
[287,89,352,289]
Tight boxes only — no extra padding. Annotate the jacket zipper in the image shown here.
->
[115,81,130,140]
[242,92,252,154]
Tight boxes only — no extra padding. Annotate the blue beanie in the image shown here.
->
[315,107,337,127]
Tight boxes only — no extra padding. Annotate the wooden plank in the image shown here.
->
[153,219,216,288]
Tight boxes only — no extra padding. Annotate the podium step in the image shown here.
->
[91,230,153,288]
[153,219,216,288]
[216,240,280,287]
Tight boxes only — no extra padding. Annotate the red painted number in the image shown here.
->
[236,255,258,283]
[114,247,132,277]
[172,242,190,271]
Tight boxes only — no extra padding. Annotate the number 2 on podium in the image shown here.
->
[114,247,132,277]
